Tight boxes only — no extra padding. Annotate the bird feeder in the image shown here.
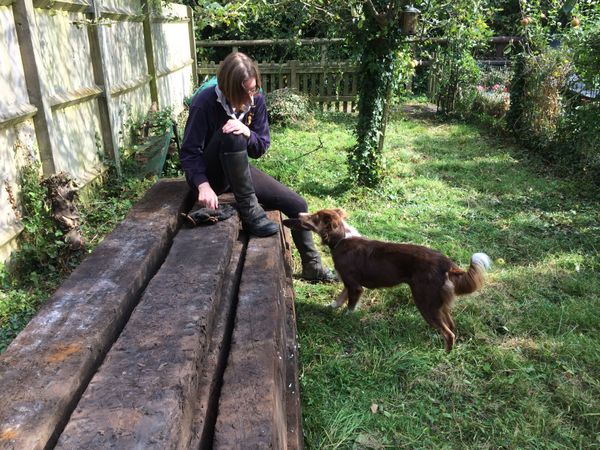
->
[401,6,420,35]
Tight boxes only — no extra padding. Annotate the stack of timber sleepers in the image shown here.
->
[0,179,303,449]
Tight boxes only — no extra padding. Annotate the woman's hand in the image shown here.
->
[197,182,218,209]
[222,119,250,138]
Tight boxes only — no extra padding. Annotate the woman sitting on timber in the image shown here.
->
[179,51,334,282]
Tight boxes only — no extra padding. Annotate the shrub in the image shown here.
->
[507,48,571,149]
[265,88,312,125]
[432,50,482,116]
[11,163,72,279]
[473,87,510,118]
[555,95,600,176]
[559,18,600,175]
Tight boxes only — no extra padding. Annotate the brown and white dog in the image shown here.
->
[283,209,491,352]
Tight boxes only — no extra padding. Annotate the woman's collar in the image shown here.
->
[215,85,252,120]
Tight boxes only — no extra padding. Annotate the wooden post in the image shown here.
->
[142,0,159,107]
[351,70,357,112]
[290,60,298,90]
[12,0,57,175]
[320,44,327,65]
[187,6,198,87]
[87,0,121,176]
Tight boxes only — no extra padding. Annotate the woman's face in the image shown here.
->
[242,78,259,106]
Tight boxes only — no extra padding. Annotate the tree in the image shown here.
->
[348,1,409,186]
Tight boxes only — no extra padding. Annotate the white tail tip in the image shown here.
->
[471,253,492,270]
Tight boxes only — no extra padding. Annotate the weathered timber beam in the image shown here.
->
[0,179,194,450]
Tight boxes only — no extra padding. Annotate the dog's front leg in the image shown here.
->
[347,285,364,311]
[331,287,348,309]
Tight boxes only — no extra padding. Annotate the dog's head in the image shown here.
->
[282,208,355,247]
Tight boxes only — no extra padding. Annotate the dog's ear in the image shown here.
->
[333,208,347,219]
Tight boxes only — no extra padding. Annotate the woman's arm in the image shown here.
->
[246,95,271,158]
[179,97,219,208]
[179,104,210,188]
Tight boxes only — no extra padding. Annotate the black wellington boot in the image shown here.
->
[220,151,279,237]
[291,229,337,282]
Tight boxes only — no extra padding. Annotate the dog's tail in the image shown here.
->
[448,253,491,296]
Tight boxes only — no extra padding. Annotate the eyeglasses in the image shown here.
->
[242,83,260,96]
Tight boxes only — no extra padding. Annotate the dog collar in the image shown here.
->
[330,236,346,251]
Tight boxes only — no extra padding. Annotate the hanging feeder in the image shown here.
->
[401,6,420,35]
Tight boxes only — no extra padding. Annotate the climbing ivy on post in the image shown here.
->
[348,1,406,187]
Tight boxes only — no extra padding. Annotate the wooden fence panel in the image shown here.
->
[152,4,196,111]
[0,0,196,264]
[197,59,359,112]
[34,2,107,183]
[1,0,43,262]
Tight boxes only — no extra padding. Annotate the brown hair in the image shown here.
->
[217,52,261,110]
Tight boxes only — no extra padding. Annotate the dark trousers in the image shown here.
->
[188,129,308,218]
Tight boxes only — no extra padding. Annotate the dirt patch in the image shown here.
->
[398,102,438,120]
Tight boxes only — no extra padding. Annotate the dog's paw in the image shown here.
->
[329,301,342,309]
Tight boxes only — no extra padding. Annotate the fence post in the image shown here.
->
[87,0,122,176]
[187,6,198,88]
[12,0,57,176]
[320,44,327,65]
[290,60,298,90]
[142,0,159,108]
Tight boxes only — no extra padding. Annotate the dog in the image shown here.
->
[282,209,491,352]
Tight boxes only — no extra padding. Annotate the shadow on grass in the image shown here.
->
[298,177,354,199]
[313,111,357,127]
[296,285,438,351]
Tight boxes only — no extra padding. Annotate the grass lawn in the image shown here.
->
[258,107,600,449]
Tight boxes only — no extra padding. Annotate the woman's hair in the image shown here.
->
[217,52,261,110]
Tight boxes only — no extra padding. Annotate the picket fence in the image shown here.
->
[197,59,359,113]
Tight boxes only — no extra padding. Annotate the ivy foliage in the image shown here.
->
[350,37,397,187]
[346,1,413,186]
[11,163,75,281]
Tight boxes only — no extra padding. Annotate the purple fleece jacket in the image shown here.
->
[179,86,271,188]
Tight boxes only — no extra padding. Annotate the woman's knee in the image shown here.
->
[286,195,308,218]
[217,129,247,153]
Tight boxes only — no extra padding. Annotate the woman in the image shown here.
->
[179,52,334,282]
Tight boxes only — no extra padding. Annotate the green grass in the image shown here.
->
[258,108,600,449]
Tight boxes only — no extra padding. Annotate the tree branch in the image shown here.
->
[289,137,324,162]
[364,0,388,29]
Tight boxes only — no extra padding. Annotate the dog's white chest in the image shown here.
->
[343,220,361,238]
